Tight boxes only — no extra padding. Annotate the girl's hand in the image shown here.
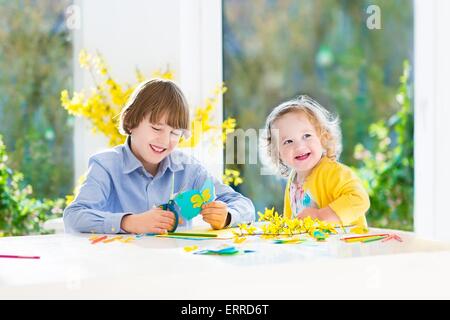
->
[297,207,320,220]
[297,206,341,224]
[121,207,176,234]
[200,201,230,229]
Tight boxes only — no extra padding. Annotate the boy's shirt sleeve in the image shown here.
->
[63,159,129,234]
[193,166,255,227]
[326,165,370,226]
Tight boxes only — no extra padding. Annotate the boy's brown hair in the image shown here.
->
[119,78,190,135]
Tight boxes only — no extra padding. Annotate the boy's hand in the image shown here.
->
[200,201,230,230]
[121,207,176,234]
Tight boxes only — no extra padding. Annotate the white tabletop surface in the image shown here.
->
[1,227,450,299]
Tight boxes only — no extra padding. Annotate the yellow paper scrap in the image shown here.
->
[233,237,247,244]
[184,245,199,252]
[350,226,369,234]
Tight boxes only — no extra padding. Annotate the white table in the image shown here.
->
[1,228,450,299]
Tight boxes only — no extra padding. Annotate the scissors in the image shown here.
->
[158,172,183,232]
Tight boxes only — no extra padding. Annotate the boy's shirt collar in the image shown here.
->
[122,136,184,175]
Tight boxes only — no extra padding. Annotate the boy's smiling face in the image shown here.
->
[272,111,324,178]
[130,113,183,175]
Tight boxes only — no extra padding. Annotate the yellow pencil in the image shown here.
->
[102,236,123,243]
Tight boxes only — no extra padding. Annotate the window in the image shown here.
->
[223,0,414,230]
[0,1,73,199]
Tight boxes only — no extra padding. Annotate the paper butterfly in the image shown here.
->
[174,179,216,220]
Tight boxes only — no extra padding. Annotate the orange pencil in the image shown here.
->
[91,235,108,244]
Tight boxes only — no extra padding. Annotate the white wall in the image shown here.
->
[72,0,223,180]
[415,0,450,240]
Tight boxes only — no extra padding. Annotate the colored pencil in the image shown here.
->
[342,235,389,243]
[166,232,217,238]
[343,237,382,243]
[156,235,212,240]
[361,235,387,243]
[0,255,40,259]
[90,235,108,244]
[102,236,123,243]
[341,233,389,241]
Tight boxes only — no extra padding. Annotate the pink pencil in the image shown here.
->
[0,255,40,259]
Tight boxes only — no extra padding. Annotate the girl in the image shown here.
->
[64,79,255,234]
[262,95,370,228]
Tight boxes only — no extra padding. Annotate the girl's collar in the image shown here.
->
[290,155,328,185]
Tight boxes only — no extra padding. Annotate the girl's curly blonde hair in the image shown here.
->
[261,95,342,177]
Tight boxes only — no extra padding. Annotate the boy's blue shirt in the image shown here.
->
[63,138,255,233]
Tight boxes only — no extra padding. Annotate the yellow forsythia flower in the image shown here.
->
[78,49,91,68]
[254,207,339,240]
[152,67,174,80]
[223,168,243,186]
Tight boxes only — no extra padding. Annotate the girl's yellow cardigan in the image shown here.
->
[283,157,370,228]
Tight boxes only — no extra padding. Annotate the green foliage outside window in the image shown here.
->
[0,0,73,199]
[0,135,65,236]
[0,1,71,236]
[353,61,413,230]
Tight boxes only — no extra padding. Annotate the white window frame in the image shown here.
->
[414,0,450,240]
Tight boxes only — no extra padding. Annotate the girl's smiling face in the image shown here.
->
[130,113,183,175]
[272,111,324,177]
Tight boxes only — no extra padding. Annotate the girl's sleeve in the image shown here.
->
[193,166,255,227]
[63,159,130,234]
[326,165,370,226]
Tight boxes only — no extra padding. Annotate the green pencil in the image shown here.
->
[362,235,386,243]
[166,232,217,238]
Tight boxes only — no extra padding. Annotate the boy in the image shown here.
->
[64,79,255,234]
